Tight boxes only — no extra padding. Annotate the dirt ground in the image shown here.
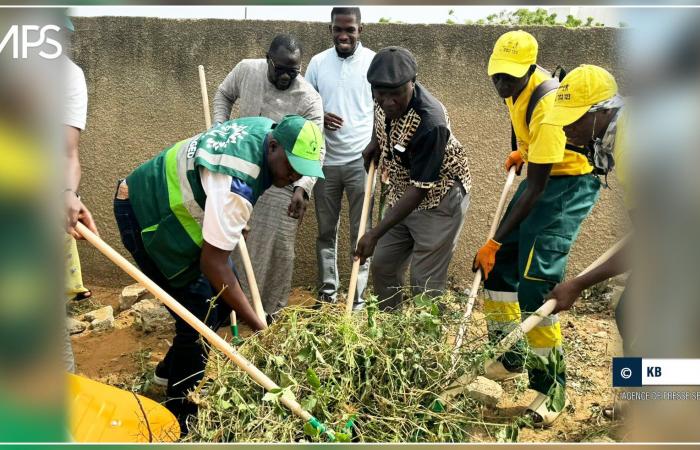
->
[70,285,624,443]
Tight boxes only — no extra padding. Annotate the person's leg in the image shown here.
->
[314,165,343,303]
[344,157,371,307]
[65,234,91,300]
[233,186,299,315]
[517,175,600,415]
[483,181,527,373]
[63,325,75,373]
[371,216,413,311]
[114,189,215,433]
[407,183,470,297]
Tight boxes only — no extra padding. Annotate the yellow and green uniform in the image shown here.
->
[484,68,601,396]
[126,117,274,288]
[508,68,593,176]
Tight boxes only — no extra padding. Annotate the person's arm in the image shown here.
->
[303,55,319,92]
[289,94,326,219]
[355,126,447,263]
[199,170,265,330]
[354,186,428,264]
[212,64,242,125]
[200,242,266,331]
[362,124,379,172]
[549,239,630,313]
[472,162,551,279]
[64,125,97,239]
[494,162,551,242]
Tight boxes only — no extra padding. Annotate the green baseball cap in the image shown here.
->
[272,115,325,179]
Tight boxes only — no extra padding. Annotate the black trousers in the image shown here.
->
[113,187,231,430]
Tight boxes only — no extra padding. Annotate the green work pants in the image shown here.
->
[484,174,601,395]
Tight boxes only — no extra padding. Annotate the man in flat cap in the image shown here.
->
[355,46,471,310]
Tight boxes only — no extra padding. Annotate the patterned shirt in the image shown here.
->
[376,83,471,210]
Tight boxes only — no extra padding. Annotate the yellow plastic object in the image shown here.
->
[67,373,180,442]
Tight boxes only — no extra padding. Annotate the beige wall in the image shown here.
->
[73,17,628,291]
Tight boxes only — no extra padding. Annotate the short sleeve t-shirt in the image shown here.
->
[507,68,593,176]
[63,57,87,131]
[199,168,253,252]
[375,83,471,210]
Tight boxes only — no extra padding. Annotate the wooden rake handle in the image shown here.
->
[237,238,267,325]
[197,64,266,326]
[452,167,517,357]
[345,160,376,315]
[198,65,212,129]
[76,222,311,421]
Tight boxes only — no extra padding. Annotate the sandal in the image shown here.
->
[483,359,527,382]
[602,401,627,420]
[523,391,570,428]
[72,290,92,302]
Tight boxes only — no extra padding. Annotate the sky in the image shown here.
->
[69,5,625,26]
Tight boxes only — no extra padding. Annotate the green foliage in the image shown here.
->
[378,17,404,24]
[525,348,567,412]
[468,8,609,28]
[188,295,515,442]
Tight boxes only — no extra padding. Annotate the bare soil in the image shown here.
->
[70,285,624,443]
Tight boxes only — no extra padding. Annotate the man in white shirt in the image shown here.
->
[213,34,325,315]
[305,7,375,309]
[62,17,99,374]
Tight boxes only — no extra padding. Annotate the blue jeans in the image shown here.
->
[113,181,231,431]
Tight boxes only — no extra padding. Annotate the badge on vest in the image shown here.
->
[394,144,406,153]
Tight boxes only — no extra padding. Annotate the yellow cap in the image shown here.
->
[487,30,538,77]
[544,64,618,126]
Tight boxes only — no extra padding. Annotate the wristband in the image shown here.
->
[64,188,80,200]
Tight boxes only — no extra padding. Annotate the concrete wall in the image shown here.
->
[73,17,628,291]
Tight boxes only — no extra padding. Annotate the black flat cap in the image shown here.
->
[367,46,417,88]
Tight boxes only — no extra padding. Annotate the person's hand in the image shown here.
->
[353,229,379,265]
[505,150,525,175]
[362,142,380,173]
[472,239,501,280]
[323,112,344,131]
[287,187,308,221]
[242,227,250,241]
[548,279,585,314]
[65,192,98,239]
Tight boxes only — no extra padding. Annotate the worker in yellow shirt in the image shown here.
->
[472,31,602,426]
[544,65,628,419]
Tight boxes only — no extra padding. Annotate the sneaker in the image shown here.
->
[523,391,570,428]
[483,359,527,382]
[153,360,169,387]
[351,301,365,312]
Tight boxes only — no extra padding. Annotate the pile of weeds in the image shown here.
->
[187,294,523,443]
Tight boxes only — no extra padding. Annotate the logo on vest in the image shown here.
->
[204,123,249,152]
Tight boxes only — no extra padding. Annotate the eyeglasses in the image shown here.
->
[267,56,301,79]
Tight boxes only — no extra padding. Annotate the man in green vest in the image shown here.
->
[113,115,323,432]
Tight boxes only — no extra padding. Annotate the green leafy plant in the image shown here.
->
[187,294,516,442]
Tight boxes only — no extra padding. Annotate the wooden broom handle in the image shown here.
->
[76,222,310,421]
[345,161,376,315]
